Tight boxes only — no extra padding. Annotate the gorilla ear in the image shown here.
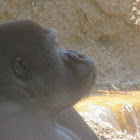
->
[13,57,31,80]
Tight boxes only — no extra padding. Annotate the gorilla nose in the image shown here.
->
[66,50,93,62]
[65,50,96,72]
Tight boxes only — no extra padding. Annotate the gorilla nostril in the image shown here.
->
[66,50,86,59]
[77,54,85,58]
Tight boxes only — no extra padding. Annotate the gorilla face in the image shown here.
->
[0,20,96,115]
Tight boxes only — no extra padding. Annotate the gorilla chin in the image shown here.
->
[0,19,97,140]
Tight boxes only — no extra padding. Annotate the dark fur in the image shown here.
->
[0,19,98,140]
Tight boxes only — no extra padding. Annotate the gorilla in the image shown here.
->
[0,19,98,140]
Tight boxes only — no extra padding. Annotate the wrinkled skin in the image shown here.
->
[0,20,98,140]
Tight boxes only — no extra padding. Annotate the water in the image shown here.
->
[75,91,140,139]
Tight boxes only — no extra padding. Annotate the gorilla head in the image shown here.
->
[0,20,96,116]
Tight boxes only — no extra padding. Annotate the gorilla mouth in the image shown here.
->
[72,67,96,101]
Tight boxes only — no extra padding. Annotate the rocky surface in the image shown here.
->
[0,0,140,90]
[80,112,138,140]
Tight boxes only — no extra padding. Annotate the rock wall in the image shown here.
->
[0,0,140,90]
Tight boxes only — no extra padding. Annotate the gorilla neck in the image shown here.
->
[1,92,74,121]
[0,80,77,120]
[22,95,74,119]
